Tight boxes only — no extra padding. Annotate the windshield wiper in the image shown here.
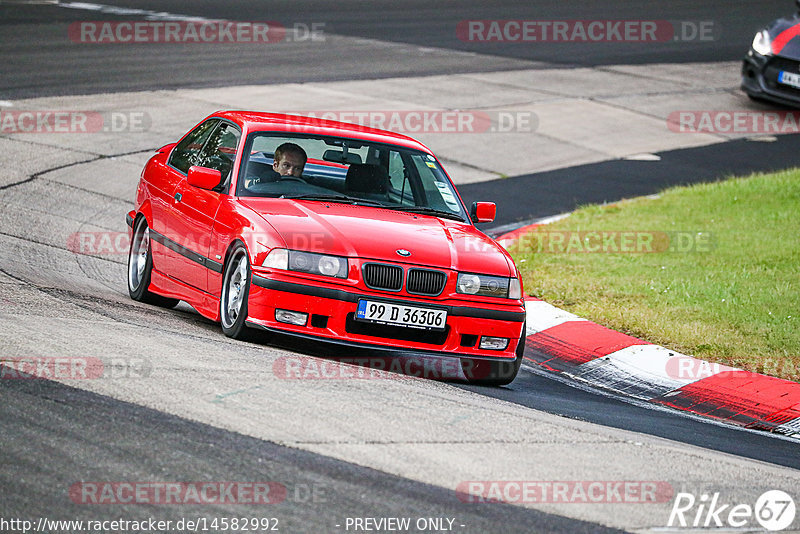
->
[392,206,465,222]
[283,194,383,206]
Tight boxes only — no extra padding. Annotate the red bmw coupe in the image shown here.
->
[127,111,526,385]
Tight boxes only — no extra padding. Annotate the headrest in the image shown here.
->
[247,160,281,182]
[345,164,389,194]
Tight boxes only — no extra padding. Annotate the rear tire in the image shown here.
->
[127,216,179,308]
[461,322,526,386]
[220,244,253,340]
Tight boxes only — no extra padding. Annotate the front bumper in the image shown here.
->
[246,274,526,361]
[741,51,800,107]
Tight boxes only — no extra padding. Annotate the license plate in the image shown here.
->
[778,70,800,89]
[356,299,447,330]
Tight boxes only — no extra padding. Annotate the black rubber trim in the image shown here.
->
[125,213,134,228]
[244,320,515,362]
[451,305,525,322]
[149,229,224,274]
[205,258,224,274]
[251,275,526,322]
[253,276,359,302]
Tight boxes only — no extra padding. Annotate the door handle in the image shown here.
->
[174,192,182,203]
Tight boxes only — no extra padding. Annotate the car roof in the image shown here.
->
[213,110,433,153]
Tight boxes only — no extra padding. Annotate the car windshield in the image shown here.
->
[236,133,467,221]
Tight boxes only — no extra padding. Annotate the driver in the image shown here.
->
[273,142,307,178]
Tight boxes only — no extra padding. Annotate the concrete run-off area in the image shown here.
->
[0,60,759,191]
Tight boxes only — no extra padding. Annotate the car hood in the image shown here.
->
[766,14,800,58]
[239,198,513,276]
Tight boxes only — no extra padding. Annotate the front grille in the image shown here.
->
[768,56,800,71]
[363,263,403,291]
[407,268,447,296]
[764,56,800,96]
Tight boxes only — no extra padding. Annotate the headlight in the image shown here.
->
[317,255,344,277]
[457,273,519,298]
[263,248,348,278]
[457,273,481,294]
[508,277,522,299]
[262,248,288,269]
[752,29,772,56]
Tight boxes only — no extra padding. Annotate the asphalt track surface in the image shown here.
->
[0,0,791,98]
[2,1,800,532]
[467,132,800,229]
[1,376,617,534]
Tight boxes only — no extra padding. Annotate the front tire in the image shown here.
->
[127,216,179,308]
[220,244,253,340]
[461,322,526,386]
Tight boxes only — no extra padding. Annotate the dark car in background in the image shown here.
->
[742,1,800,107]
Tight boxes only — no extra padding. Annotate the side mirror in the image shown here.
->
[470,201,496,223]
[187,165,222,190]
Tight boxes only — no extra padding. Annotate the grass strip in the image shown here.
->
[511,169,800,382]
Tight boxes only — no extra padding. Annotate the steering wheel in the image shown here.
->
[278,176,306,183]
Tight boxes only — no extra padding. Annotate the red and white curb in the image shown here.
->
[496,224,800,438]
[493,214,570,249]
[520,298,800,438]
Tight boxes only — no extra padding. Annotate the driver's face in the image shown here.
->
[273,153,305,177]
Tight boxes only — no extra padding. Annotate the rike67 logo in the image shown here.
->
[668,490,796,531]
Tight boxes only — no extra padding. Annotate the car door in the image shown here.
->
[167,121,242,292]
[153,119,219,278]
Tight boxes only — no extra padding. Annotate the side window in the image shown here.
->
[168,119,219,174]
[195,122,241,185]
